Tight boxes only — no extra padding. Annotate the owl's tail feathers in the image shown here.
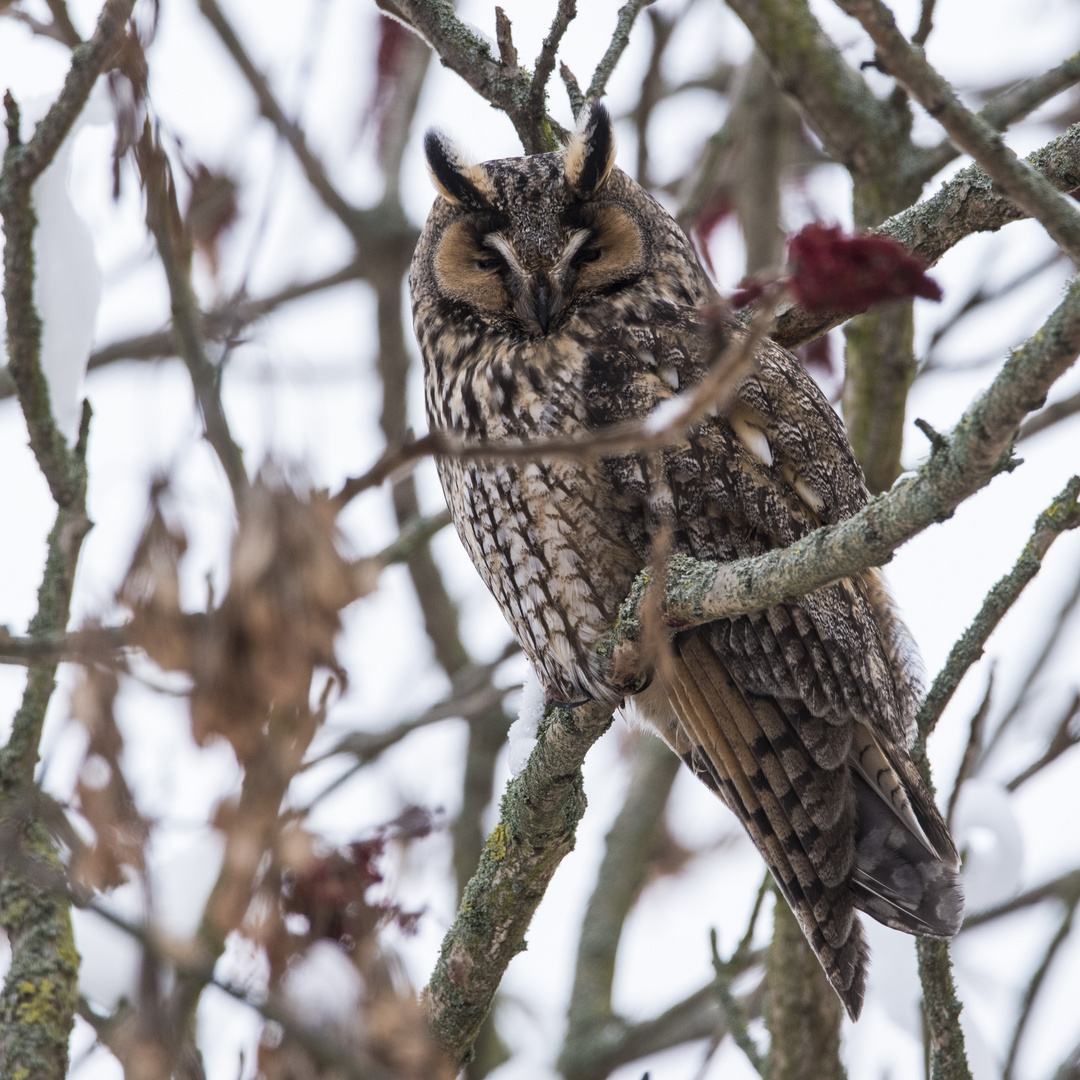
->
[661,632,869,1020]
[849,722,965,939]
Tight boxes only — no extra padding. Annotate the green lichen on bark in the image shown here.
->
[424,701,612,1063]
[0,822,80,1080]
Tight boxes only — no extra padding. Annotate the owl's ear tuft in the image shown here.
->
[564,100,615,197]
[424,130,492,209]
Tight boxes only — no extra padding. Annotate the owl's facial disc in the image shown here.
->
[431,203,647,337]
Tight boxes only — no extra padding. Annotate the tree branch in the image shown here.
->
[836,0,1080,263]
[423,699,614,1065]
[916,51,1080,181]
[916,476,1080,737]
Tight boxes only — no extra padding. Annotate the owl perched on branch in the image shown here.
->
[409,101,962,1018]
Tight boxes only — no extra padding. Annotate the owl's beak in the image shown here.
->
[534,280,551,335]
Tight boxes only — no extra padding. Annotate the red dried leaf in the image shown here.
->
[185,163,240,277]
[788,223,942,311]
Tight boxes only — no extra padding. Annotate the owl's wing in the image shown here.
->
[595,317,962,1018]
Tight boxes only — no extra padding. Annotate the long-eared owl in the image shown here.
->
[409,101,962,1018]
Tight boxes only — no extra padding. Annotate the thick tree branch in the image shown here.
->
[423,699,614,1065]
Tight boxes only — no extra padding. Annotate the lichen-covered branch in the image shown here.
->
[422,699,614,1065]
[586,0,654,102]
[374,0,559,152]
[0,6,138,1077]
[916,476,1080,737]
[917,939,972,1080]
[606,278,1080,682]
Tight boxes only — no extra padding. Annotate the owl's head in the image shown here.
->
[412,103,661,340]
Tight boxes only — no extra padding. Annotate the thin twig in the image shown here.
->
[1005,692,1080,791]
[917,477,1080,738]
[336,300,774,509]
[945,670,994,829]
[1003,893,1080,1080]
[710,929,767,1077]
[911,0,936,46]
[197,0,366,237]
[587,0,655,101]
[964,867,1080,930]
[980,554,1080,765]
[529,0,577,122]
[1019,387,1080,441]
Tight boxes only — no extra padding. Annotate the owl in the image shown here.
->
[409,101,962,1018]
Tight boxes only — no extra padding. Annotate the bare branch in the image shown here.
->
[964,868,1080,929]
[135,124,249,503]
[1006,692,1080,792]
[917,477,1080,737]
[945,671,994,828]
[981,554,1080,765]
[836,0,1080,263]
[918,51,1080,181]
[1019,386,1080,441]
[197,0,369,237]
[586,0,655,102]
[770,121,1080,348]
[1003,892,1080,1080]
[529,0,577,123]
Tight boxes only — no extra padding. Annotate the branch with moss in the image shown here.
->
[0,6,140,1079]
[422,698,614,1065]
[375,0,562,152]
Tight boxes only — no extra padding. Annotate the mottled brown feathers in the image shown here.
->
[410,103,963,1020]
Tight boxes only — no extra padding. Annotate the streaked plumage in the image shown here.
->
[409,102,962,1017]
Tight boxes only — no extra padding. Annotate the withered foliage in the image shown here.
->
[119,476,371,762]
[69,474,451,1078]
[69,662,150,893]
[255,818,448,1080]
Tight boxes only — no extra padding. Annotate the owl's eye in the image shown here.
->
[574,245,603,265]
[475,253,504,272]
